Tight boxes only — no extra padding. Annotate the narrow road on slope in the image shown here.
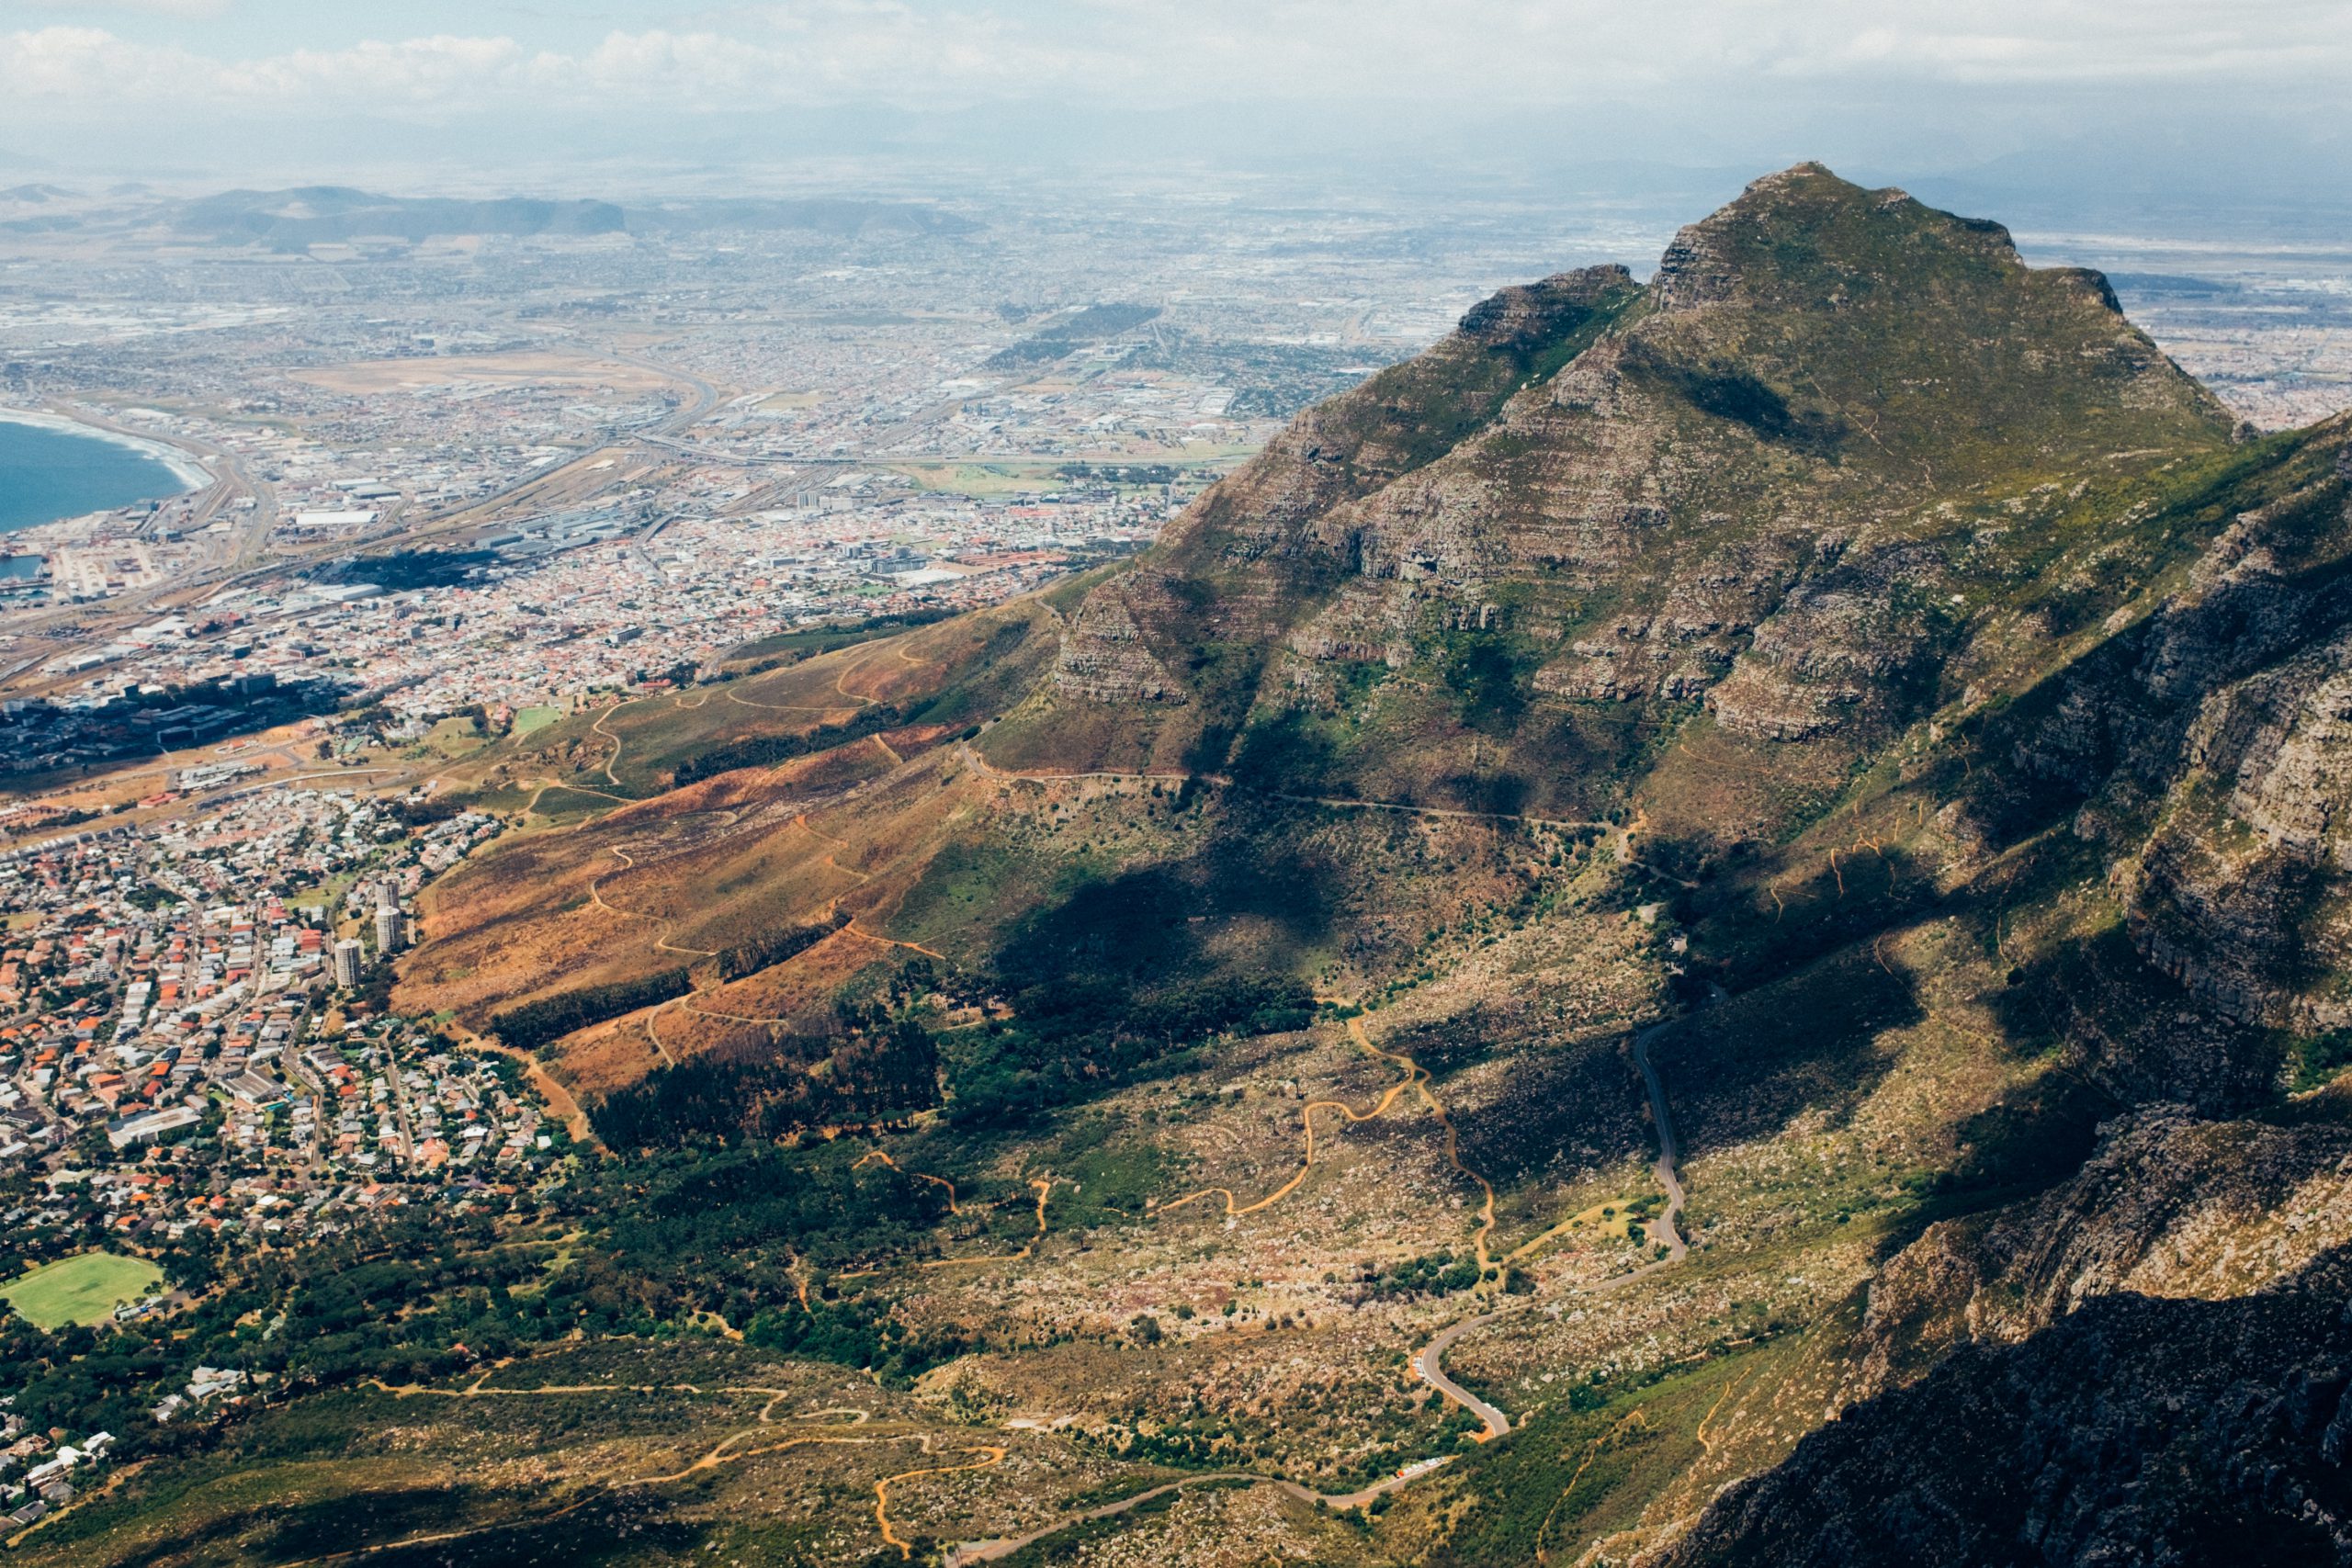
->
[943,994,1723,1565]
[1411,1310,1512,1441]
[467,1037,599,1151]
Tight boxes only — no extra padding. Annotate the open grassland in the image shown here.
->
[3,1252,164,1329]
[887,459,1081,496]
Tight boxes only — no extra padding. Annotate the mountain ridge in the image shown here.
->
[350,164,2352,1568]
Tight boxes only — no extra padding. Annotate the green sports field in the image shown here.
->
[2,1252,164,1329]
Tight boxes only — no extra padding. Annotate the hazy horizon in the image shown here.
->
[0,1,2346,237]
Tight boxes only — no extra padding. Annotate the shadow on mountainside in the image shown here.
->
[1653,1243,2352,1568]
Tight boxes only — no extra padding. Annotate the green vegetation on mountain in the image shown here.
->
[41,164,2352,1568]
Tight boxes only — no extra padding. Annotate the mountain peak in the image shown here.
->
[1650,160,2025,313]
[1018,162,2238,786]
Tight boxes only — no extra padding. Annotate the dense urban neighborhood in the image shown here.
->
[1,786,540,1203]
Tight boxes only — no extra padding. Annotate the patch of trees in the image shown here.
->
[319,548,496,592]
[985,303,1161,367]
[490,969,695,1053]
[713,908,848,982]
[1442,626,1532,736]
[1363,1249,1485,1298]
[726,610,955,668]
[945,972,1313,1126]
[0,1209,545,1452]
[595,1144,955,1299]
[1056,461,1178,486]
[387,794,465,827]
[670,705,904,787]
[743,1294,967,1385]
[589,1021,939,1149]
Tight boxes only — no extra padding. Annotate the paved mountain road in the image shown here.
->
[1412,1311,1513,1440]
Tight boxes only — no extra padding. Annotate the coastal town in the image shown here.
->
[0,782,546,1238]
[6,468,1165,774]
[0,186,1515,1441]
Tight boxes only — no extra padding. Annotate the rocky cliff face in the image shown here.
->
[1020,165,2352,1565]
[1856,1110,2352,1387]
[1939,416,2352,1041]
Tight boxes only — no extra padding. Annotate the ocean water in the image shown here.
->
[0,416,194,536]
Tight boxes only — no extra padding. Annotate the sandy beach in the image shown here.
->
[0,406,213,493]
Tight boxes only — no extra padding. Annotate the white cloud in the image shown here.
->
[217,34,531,105]
[6,0,227,16]
[0,25,191,98]
[2,2,2347,122]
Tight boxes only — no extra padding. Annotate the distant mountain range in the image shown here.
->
[172,186,629,245]
[0,183,982,244]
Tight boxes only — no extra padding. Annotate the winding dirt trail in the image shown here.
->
[1147,1003,1511,1449]
[277,1393,892,1567]
[944,1456,1465,1566]
[831,643,891,707]
[844,920,950,963]
[855,1148,966,1213]
[642,996,682,1068]
[589,697,643,789]
[786,813,946,961]
[584,843,719,958]
[1149,1024,1419,1221]
[724,687,860,717]
[876,1440,1008,1560]
[920,1178,1055,1269]
[1152,1010,1498,1270]
[521,777,635,817]
[464,1036,598,1150]
[1533,1408,1654,1565]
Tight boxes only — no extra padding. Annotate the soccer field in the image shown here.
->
[1,1252,164,1329]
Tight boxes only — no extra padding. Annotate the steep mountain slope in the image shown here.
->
[352,165,2352,1568]
[1010,163,2236,820]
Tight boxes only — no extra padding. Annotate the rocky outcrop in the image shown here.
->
[1037,162,2238,803]
[1657,1247,2352,1568]
[1049,581,1188,704]
[1708,542,1941,739]
[1855,1111,2352,1392]
[2101,427,2352,1028]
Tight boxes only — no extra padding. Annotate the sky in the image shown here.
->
[0,0,2346,219]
